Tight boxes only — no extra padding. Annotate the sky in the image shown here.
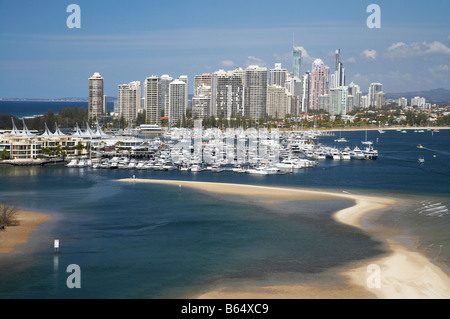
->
[0,0,449,99]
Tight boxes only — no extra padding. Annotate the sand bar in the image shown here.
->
[118,178,450,299]
[0,209,51,254]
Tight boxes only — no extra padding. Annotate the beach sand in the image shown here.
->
[0,209,51,254]
[118,178,450,299]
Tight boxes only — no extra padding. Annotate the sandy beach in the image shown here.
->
[0,209,51,254]
[118,178,450,299]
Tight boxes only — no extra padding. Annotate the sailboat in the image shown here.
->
[361,130,373,145]
[334,129,347,143]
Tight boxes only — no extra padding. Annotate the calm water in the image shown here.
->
[0,128,449,298]
[0,101,114,119]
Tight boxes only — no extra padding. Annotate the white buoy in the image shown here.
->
[54,239,60,252]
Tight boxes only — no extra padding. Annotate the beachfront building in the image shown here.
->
[329,86,348,116]
[144,76,160,125]
[179,75,189,111]
[159,75,172,117]
[411,96,426,108]
[88,72,105,120]
[168,79,187,126]
[368,83,383,107]
[244,65,267,120]
[192,83,212,120]
[210,68,244,119]
[375,91,386,109]
[269,63,288,87]
[266,85,289,119]
[301,72,310,113]
[117,81,142,125]
[293,46,302,79]
[308,59,327,112]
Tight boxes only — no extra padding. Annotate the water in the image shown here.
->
[0,128,449,298]
[0,101,114,119]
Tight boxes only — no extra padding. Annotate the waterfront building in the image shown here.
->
[159,75,173,117]
[369,83,383,107]
[348,82,362,109]
[361,95,369,109]
[169,79,187,126]
[398,97,408,108]
[179,75,189,111]
[269,63,288,87]
[266,85,289,119]
[308,59,327,112]
[318,94,330,112]
[301,72,310,113]
[334,49,345,88]
[88,72,104,120]
[118,81,142,125]
[244,65,267,120]
[375,91,386,109]
[194,73,212,94]
[411,96,426,108]
[293,46,303,79]
[211,68,244,119]
[144,76,160,125]
[329,86,348,116]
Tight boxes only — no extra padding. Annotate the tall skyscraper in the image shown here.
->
[301,72,310,113]
[117,81,141,125]
[269,63,287,87]
[168,79,187,126]
[244,65,267,119]
[329,86,348,116]
[293,47,302,79]
[334,49,345,87]
[179,75,189,111]
[194,73,212,94]
[368,83,383,107]
[266,85,289,119]
[211,68,244,119]
[88,72,104,120]
[308,59,326,111]
[159,74,172,117]
[144,76,160,124]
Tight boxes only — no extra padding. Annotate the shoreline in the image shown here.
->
[118,178,450,299]
[0,209,51,254]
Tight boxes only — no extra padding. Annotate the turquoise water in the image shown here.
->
[0,129,449,298]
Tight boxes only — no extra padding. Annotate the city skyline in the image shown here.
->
[0,0,449,99]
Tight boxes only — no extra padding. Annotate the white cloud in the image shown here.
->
[361,49,377,61]
[245,56,266,67]
[345,57,356,63]
[220,60,234,67]
[428,64,449,77]
[385,41,450,59]
[294,46,314,64]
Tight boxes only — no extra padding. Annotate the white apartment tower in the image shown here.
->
[169,79,187,126]
[244,65,267,119]
[144,76,160,125]
[88,72,104,120]
[269,63,287,87]
[117,81,141,125]
[369,83,383,107]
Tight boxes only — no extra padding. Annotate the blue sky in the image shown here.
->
[0,0,449,98]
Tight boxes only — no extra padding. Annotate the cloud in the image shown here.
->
[385,41,450,59]
[428,64,449,78]
[245,56,266,67]
[345,57,356,63]
[220,60,234,67]
[361,49,377,61]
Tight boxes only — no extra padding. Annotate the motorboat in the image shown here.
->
[66,159,78,167]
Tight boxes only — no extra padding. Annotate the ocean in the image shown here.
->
[0,122,449,298]
[0,101,114,119]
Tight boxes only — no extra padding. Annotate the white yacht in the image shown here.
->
[66,159,78,167]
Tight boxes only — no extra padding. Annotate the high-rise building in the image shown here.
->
[329,86,348,116]
[334,49,345,88]
[411,96,426,107]
[117,81,141,125]
[301,72,310,113]
[159,75,172,117]
[144,76,160,125]
[211,68,244,119]
[194,73,212,94]
[168,79,187,126]
[368,83,383,107]
[375,91,386,109]
[348,82,362,109]
[88,72,104,120]
[293,47,302,79]
[308,59,327,111]
[269,63,287,87]
[243,65,267,119]
[398,97,408,108]
[179,75,189,111]
[266,85,289,119]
